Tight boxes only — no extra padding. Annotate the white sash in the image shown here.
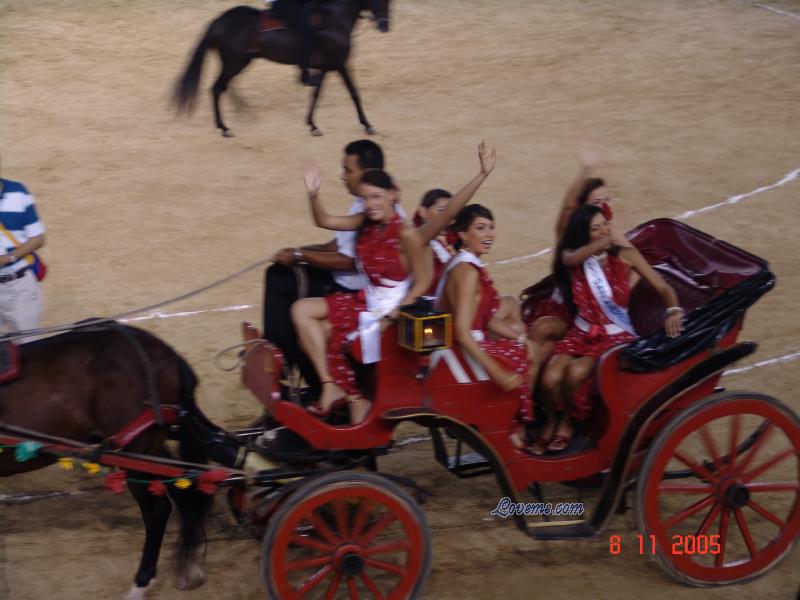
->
[430,239,452,265]
[434,249,483,305]
[348,259,411,364]
[582,256,636,335]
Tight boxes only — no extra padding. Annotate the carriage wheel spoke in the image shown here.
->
[663,494,716,530]
[658,483,714,494]
[290,534,335,553]
[699,425,722,474]
[695,502,722,537]
[744,482,799,493]
[673,451,720,484]
[715,508,730,567]
[358,512,397,545]
[734,508,758,558]
[358,572,386,600]
[324,572,343,600]
[726,414,741,475]
[297,565,333,597]
[351,499,374,538]
[333,500,351,538]
[746,499,786,528]
[361,540,410,556]
[347,576,360,599]
[311,509,342,546]
[287,554,334,572]
[743,449,795,483]
[363,557,405,576]
[734,421,773,476]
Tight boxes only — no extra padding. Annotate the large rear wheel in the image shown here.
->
[261,472,431,599]
[635,391,800,586]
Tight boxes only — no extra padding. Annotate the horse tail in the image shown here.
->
[173,24,216,114]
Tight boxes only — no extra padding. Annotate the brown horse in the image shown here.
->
[173,0,391,137]
[0,322,217,598]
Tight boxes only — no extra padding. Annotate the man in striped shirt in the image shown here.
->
[0,166,46,335]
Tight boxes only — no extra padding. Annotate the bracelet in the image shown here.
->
[515,334,527,344]
[293,248,304,264]
[6,254,16,264]
[666,306,684,316]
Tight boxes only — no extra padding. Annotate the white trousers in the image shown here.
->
[0,270,43,336]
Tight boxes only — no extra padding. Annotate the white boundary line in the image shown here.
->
[722,350,800,376]
[753,4,800,21]
[119,304,256,323]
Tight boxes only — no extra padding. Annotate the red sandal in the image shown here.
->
[307,381,347,417]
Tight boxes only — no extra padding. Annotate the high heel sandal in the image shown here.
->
[307,381,347,417]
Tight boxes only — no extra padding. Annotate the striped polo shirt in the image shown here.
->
[0,178,46,276]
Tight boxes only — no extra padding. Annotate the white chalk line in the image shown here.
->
[753,4,800,21]
[721,349,800,376]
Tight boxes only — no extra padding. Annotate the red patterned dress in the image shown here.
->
[553,253,637,419]
[465,262,533,425]
[326,214,407,395]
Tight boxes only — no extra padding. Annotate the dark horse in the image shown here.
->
[0,323,220,598]
[173,0,390,137]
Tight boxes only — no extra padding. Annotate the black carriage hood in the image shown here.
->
[621,268,775,372]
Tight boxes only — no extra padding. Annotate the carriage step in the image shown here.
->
[527,521,597,540]
[447,451,492,477]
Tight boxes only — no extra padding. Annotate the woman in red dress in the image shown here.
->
[292,143,497,424]
[528,147,630,392]
[536,204,684,453]
[437,205,534,451]
[414,188,456,296]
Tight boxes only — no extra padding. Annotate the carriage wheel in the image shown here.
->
[635,391,800,586]
[261,472,431,600]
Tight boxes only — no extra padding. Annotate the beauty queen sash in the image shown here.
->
[582,256,636,335]
[434,249,483,304]
[430,239,452,265]
[349,260,411,364]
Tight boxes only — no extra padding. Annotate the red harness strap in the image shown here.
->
[0,341,21,384]
[108,406,179,449]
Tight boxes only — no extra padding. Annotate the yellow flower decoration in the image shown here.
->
[83,462,101,475]
[174,478,192,489]
[58,457,74,470]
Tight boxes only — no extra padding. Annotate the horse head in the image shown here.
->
[366,0,390,32]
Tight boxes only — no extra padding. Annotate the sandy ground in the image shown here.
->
[1,0,799,598]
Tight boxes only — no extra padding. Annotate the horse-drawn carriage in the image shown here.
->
[2,218,798,599]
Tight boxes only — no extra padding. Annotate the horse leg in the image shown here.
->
[170,486,211,590]
[306,70,327,136]
[338,66,376,135]
[212,56,252,138]
[124,479,173,600]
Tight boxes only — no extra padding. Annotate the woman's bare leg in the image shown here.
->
[527,316,567,387]
[291,298,345,408]
[540,354,573,441]
[552,356,596,445]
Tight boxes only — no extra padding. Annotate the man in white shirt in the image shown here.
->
[263,140,384,395]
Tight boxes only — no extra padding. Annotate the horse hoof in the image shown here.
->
[221,129,235,138]
[364,126,377,135]
[123,579,155,600]
[310,128,323,137]
[175,571,205,591]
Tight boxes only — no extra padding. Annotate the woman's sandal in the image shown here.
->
[347,396,371,424]
[526,436,552,456]
[307,381,347,417]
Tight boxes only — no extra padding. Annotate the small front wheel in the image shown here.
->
[261,471,431,599]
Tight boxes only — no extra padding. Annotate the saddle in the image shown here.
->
[0,341,21,384]
[260,10,288,32]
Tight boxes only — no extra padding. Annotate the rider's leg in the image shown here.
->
[291,298,346,408]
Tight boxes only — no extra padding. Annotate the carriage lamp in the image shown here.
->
[397,298,452,353]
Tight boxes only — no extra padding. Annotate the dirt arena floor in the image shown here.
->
[2,0,800,598]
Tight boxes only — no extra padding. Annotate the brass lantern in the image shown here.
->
[397,298,452,353]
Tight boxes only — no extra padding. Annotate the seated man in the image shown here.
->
[263,139,384,396]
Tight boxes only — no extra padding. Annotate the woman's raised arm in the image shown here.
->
[555,146,600,240]
[416,142,496,243]
[303,162,365,231]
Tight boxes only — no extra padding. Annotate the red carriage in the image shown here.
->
[2,218,797,599]
[237,218,800,598]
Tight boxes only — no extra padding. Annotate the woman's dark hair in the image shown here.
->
[413,188,452,226]
[452,204,494,250]
[553,203,614,316]
[344,139,384,170]
[576,177,606,206]
[359,169,396,190]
